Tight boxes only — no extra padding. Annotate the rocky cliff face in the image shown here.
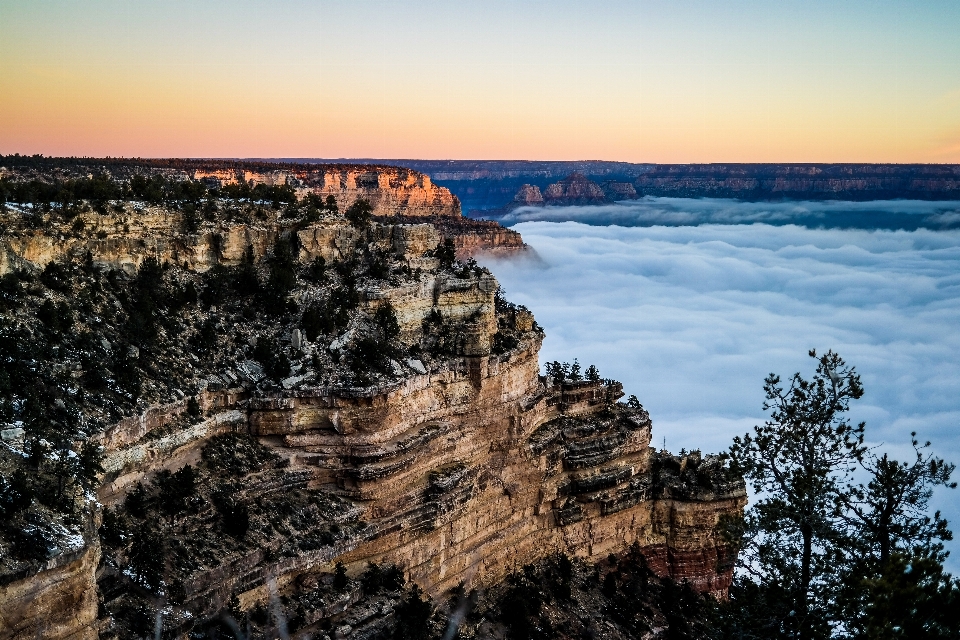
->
[634,163,960,200]
[512,184,545,206]
[194,166,460,218]
[0,522,100,640]
[542,173,609,205]
[0,162,742,639]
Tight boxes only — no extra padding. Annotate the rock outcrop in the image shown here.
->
[0,159,743,638]
[0,524,100,640]
[512,184,545,207]
[634,163,960,201]
[603,180,638,200]
[194,165,460,218]
[542,173,609,205]
[0,156,533,277]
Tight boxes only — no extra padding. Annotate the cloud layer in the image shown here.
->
[496,197,960,231]
[480,219,960,564]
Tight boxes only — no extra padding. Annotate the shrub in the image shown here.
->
[201,433,278,475]
[345,198,372,227]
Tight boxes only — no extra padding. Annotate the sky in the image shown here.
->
[2,0,960,162]
[479,213,960,567]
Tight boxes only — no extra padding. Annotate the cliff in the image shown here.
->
[541,173,609,205]
[0,164,742,639]
[633,163,960,201]
[0,159,533,277]
[289,160,960,215]
[194,165,460,218]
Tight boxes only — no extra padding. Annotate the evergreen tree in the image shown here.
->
[728,350,866,639]
[345,198,372,227]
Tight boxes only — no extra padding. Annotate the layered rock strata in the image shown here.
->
[195,165,460,218]
[0,166,742,637]
[541,173,609,205]
[634,163,960,200]
[0,211,525,278]
[0,521,100,640]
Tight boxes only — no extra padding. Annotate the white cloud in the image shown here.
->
[480,219,960,567]
[496,196,960,231]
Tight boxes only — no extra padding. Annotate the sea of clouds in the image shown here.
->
[479,208,960,565]
[497,196,960,231]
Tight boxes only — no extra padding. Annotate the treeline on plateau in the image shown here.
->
[712,350,959,640]
[0,173,301,214]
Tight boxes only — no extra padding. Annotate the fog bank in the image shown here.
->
[480,220,960,564]
[496,197,960,231]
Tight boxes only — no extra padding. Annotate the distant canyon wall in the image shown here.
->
[193,165,461,218]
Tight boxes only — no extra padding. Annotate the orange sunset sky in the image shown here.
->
[2,0,959,163]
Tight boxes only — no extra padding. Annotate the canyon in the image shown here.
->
[302,160,960,215]
[0,159,743,639]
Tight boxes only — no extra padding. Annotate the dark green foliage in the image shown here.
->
[128,522,165,590]
[190,317,219,358]
[717,350,960,640]
[74,440,105,495]
[40,260,71,292]
[333,561,348,590]
[126,256,166,346]
[0,469,33,517]
[232,245,261,296]
[153,465,199,524]
[220,180,297,206]
[187,395,201,418]
[491,330,519,354]
[433,238,456,268]
[181,206,201,234]
[348,336,392,378]
[213,487,250,539]
[301,302,341,342]
[323,194,338,214]
[7,515,53,561]
[345,198,373,227]
[360,562,405,595]
[36,299,73,334]
[252,335,291,381]
[497,565,549,639]
[201,432,278,476]
[726,350,867,638]
[545,360,594,383]
[125,482,148,519]
[265,235,298,303]
[374,302,400,342]
[843,433,957,566]
[99,506,129,548]
[112,348,142,399]
[304,255,326,283]
[392,585,433,640]
[546,553,574,601]
[368,249,390,280]
[544,360,566,380]
[838,550,960,640]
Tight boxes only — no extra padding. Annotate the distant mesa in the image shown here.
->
[507,173,618,212]
[512,183,545,206]
[602,180,638,200]
[508,174,642,211]
[542,172,609,205]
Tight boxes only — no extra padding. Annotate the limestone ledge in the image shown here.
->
[0,528,100,640]
[0,216,520,277]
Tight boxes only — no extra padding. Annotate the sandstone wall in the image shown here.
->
[194,166,461,218]
[0,536,100,640]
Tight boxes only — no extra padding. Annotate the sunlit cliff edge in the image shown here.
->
[0,158,743,639]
